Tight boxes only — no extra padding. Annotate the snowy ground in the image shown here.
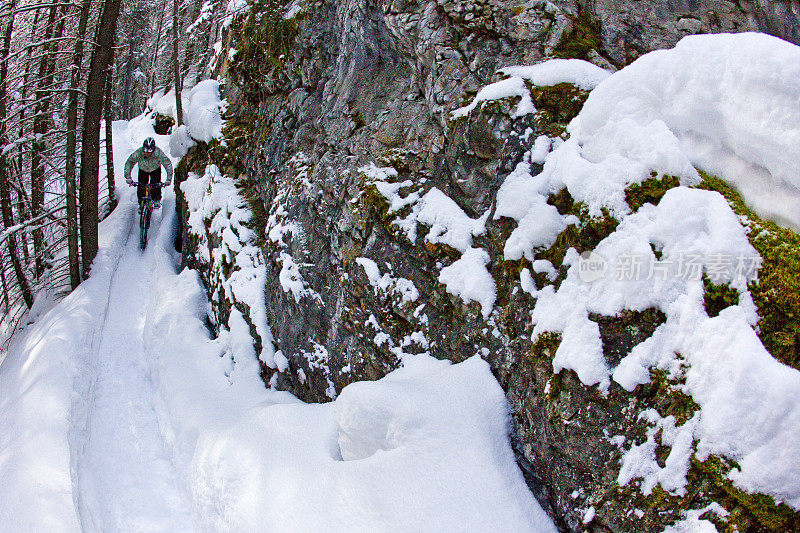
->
[0,121,555,531]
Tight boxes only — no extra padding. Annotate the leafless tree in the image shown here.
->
[80,0,121,276]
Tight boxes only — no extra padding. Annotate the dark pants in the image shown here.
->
[137,168,162,204]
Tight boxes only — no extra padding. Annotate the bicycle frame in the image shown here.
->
[131,181,166,250]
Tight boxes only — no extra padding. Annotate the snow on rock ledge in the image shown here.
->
[363,165,497,319]
[181,165,276,368]
[452,58,611,119]
[499,59,612,90]
[569,32,800,229]
[147,79,226,156]
[438,248,496,319]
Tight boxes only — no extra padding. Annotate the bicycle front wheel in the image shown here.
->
[140,204,151,250]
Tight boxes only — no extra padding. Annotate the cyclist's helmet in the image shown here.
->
[143,137,156,153]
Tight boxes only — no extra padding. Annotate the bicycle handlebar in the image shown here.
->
[130,181,169,187]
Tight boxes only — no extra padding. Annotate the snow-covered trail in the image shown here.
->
[0,121,198,531]
[0,117,557,532]
[76,208,195,531]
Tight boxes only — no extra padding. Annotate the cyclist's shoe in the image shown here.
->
[152,201,162,209]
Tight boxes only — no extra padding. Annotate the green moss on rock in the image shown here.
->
[703,277,740,318]
[237,174,270,245]
[552,11,601,60]
[693,455,800,531]
[215,113,255,178]
[625,175,681,212]
[646,367,698,426]
[698,172,800,370]
[360,181,394,222]
[530,331,562,363]
[537,189,619,282]
[530,82,590,136]
[227,0,300,100]
[528,332,563,399]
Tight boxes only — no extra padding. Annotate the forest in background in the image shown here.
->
[0,0,234,344]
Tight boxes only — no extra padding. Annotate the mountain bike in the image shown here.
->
[131,181,167,250]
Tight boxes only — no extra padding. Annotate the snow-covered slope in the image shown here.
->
[145,80,225,142]
[570,32,800,230]
[171,167,557,531]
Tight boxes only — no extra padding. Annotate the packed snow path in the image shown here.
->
[76,209,195,531]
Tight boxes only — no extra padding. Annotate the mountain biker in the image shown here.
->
[124,137,173,212]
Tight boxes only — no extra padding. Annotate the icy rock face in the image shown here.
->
[179,1,800,531]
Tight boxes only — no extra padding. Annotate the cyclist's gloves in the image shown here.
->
[164,179,172,187]
[126,178,133,185]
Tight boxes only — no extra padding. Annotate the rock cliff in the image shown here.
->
[176,1,800,531]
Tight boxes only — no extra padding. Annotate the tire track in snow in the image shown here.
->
[70,201,137,530]
[75,204,196,532]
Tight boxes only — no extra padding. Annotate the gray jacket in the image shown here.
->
[124,146,173,183]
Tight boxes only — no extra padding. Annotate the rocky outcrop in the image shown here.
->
[179,1,800,531]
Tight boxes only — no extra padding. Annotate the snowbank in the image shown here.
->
[0,210,132,531]
[169,124,194,159]
[154,330,556,531]
[149,180,555,530]
[568,32,800,229]
[183,80,225,143]
[146,79,225,154]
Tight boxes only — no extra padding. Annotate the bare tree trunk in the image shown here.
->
[120,0,147,119]
[104,66,116,209]
[65,0,92,289]
[172,0,183,125]
[181,0,203,84]
[0,0,33,308]
[16,193,28,264]
[121,36,134,118]
[80,0,121,277]
[200,4,222,83]
[14,187,29,263]
[1,259,9,311]
[30,2,58,279]
[16,8,40,207]
[149,0,166,96]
